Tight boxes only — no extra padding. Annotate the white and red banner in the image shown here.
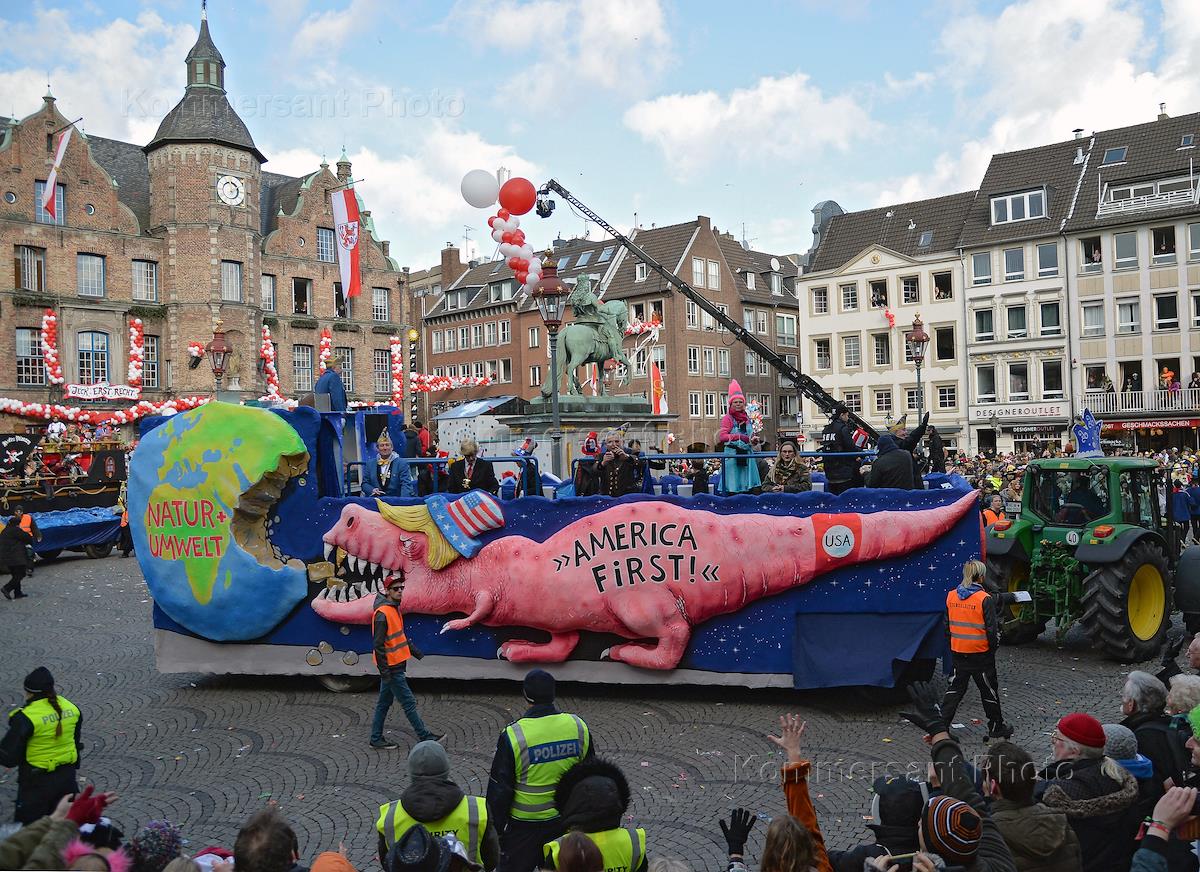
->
[330,187,361,298]
[42,127,72,219]
[65,383,142,401]
[650,361,668,415]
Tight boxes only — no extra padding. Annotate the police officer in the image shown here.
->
[821,406,862,495]
[542,759,647,872]
[939,561,1013,740]
[487,669,593,872]
[369,573,443,750]
[0,666,82,823]
[377,740,499,870]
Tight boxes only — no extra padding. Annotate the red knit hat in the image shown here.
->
[1057,712,1106,749]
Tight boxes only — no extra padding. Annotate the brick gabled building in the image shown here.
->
[422,217,799,447]
[0,11,410,425]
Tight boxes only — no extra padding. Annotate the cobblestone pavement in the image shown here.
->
[0,554,1164,869]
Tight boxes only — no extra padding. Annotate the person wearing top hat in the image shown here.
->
[363,434,413,498]
[0,666,82,823]
[487,669,594,872]
[314,355,349,412]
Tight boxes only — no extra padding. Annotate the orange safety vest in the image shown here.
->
[946,588,990,654]
[373,603,411,668]
[982,508,1005,525]
[18,515,32,534]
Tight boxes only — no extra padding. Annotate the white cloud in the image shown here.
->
[289,0,380,85]
[0,8,196,143]
[623,72,877,179]
[447,0,672,103]
[875,0,1200,204]
[263,122,540,267]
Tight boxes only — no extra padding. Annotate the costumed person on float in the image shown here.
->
[363,433,413,498]
[314,355,349,412]
[718,380,760,495]
[512,438,541,498]
[572,432,602,497]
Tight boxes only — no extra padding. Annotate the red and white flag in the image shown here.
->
[650,361,668,415]
[330,187,361,298]
[42,127,72,219]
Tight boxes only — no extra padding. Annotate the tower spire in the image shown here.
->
[201,0,207,21]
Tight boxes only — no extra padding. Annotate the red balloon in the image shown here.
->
[497,208,511,220]
[512,230,526,244]
[516,272,528,284]
[498,178,536,216]
[501,231,514,244]
[487,216,498,228]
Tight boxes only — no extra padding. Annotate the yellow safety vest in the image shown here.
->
[12,696,80,771]
[544,827,647,872]
[377,795,487,867]
[947,588,990,654]
[505,713,589,821]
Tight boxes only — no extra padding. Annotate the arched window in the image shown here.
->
[78,331,109,385]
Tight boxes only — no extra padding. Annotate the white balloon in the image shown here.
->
[491,228,505,243]
[519,245,534,260]
[460,169,500,209]
[508,215,520,229]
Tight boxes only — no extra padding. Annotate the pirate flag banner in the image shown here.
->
[331,187,362,298]
[0,433,39,477]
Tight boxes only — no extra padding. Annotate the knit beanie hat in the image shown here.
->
[1102,724,1139,761]
[727,380,745,404]
[128,820,183,872]
[922,795,981,866]
[1057,712,1106,749]
[24,666,54,693]
[870,775,928,828]
[523,668,555,704]
[408,740,451,779]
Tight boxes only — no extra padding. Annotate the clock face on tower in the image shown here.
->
[216,175,246,206]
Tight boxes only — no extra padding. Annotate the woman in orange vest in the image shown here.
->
[939,560,1012,740]
[1,506,38,600]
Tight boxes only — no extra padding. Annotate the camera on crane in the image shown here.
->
[535,196,555,218]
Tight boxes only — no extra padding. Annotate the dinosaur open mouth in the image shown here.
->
[312,541,397,605]
[230,451,309,570]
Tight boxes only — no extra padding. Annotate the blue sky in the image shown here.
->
[1,0,1196,268]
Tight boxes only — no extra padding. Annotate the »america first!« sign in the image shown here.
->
[65,383,141,401]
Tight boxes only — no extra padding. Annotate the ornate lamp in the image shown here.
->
[905,314,930,419]
[531,254,566,478]
[206,320,230,392]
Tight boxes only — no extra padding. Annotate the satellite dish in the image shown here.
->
[769,257,780,272]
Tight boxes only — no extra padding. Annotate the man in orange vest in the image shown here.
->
[940,560,1012,740]
[981,494,1006,527]
[370,573,444,750]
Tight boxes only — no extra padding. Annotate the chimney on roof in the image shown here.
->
[441,244,467,284]
[1159,102,1169,121]
[1073,128,1084,140]
[1073,146,1085,165]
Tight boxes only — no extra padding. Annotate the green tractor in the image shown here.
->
[986,456,1200,661]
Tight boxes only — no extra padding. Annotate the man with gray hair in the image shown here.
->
[448,439,499,495]
[1120,670,1190,787]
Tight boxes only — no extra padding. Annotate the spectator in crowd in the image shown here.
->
[233,809,304,872]
[1186,477,1200,543]
[541,759,646,872]
[487,669,592,872]
[763,442,811,493]
[128,820,184,872]
[1036,713,1139,872]
[376,740,498,870]
[1167,675,1200,725]
[982,741,1080,872]
[448,440,499,496]
[828,775,925,872]
[1120,671,1190,788]
[1171,481,1195,540]
[385,825,480,872]
[940,560,1014,740]
[866,433,917,490]
[0,786,115,870]
[1130,787,1198,872]
[557,832,604,872]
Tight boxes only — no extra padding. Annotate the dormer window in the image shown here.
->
[1181,134,1195,149]
[1100,175,1197,216]
[1102,146,1127,164]
[746,272,756,290]
[918,230,933,247]
[990,189,1046,225]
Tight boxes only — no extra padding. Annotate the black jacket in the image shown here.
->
[929,430,947,474]
[1036,756,1139,872]
[829,823,919,872]
[447,458,499,495]
[821,418,859,483]
[377,776,501,870]
[1121,711,1191,787]
[547,758,647,872]
[0,518,34,567]
[486,704,596,830]
[867,435,917,489]
[930,735,1018,872]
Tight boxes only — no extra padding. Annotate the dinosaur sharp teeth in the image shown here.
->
[324,542,334,560]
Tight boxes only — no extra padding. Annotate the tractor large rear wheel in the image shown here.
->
[1079,540,1172,662]
[988,556,1045,644]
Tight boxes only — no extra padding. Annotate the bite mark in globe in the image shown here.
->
[230,451,308,570]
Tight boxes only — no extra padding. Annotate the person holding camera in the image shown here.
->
[596,432,638,497]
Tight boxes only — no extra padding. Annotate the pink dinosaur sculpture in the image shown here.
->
[312,494,978,670]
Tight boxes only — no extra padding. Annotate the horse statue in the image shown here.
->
[541,275,632,397]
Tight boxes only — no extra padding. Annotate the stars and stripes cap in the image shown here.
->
[426,490,505,558]
[922,795,981,866]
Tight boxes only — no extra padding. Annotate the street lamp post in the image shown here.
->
[206,320,231,395]
[905,314,930,420]
[532,254,566,479]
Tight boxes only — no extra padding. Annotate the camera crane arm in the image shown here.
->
[535,179,878,444]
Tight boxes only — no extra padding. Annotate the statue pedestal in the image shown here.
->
[500,394,676,480]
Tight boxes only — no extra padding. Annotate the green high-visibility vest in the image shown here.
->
[505,713,589,821]
[376,795,487,867]
[12,696,80,771]
[544,827,646,872]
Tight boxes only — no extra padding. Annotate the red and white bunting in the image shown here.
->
[42,127,72,219]
[330,187,361,298]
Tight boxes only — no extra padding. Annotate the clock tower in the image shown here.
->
[144,5,266,392]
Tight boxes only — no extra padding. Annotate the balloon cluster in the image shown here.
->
[127,319,145,387]
[318,328,333,374]
[461,170,543,296]
[40,309,64,385]
[746,400,765,435]
[0,395,209,425]
[666,432,677,447]
[884,307,896,328]
[624,317,662,336]
[389,335,404,406]
[410,373,492,393]
[187,341,205,359]
[260,324,282,400]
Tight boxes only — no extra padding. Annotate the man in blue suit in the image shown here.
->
[1187,478,1200,543]
[314,356,348,412]
[362,433,413,497]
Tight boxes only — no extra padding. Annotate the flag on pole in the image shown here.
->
[650,361,668,415]
[330,187,362,298]
[591,363,599,397]
[42,127,72,219]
